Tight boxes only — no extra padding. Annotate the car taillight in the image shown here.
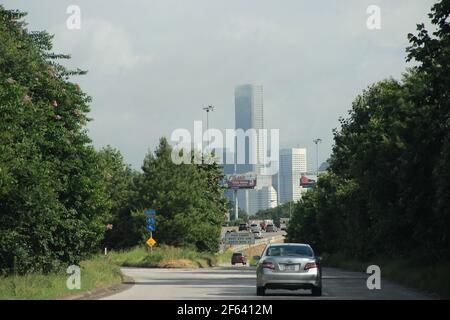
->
[262,261,275,270]
[304,262,318,270]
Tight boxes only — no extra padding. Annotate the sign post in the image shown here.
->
[145,209,156,252]
[224,174,257,221]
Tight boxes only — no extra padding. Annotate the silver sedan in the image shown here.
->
[255,243,322,296]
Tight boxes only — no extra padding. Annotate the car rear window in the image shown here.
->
[232,253,242,257]
[265,245,313,257]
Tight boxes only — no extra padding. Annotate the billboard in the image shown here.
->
[300,175,316,189]
[225,174,257,189]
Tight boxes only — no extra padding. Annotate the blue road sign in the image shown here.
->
[146,217,155,231]
[145,209,156,231]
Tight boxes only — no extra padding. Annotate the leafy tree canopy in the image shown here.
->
[0,6,110,273]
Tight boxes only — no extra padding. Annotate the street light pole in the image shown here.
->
[234,189,238,221]
[313,138,322,177]
[202,105,215,163]
[203,105,215,138]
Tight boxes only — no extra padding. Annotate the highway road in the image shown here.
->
[103,265,431,300]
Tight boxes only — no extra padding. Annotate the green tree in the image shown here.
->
[286,192,321,251]
[97,146,140,249]
[406,0,450,257]
[0,6,110,273]
[135,138,227,252]
[287,0,450,261]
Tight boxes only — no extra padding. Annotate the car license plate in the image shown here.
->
[286,264,297,271]
[281,264,298,271]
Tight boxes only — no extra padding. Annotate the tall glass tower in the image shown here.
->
[231,84,277,216]
[234,84,264,174]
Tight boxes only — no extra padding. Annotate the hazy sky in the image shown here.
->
[3,0,436,169]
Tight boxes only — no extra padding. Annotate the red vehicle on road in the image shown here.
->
[231,252,247,265]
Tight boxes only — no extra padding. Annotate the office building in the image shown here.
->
[234,84,264,174]
[277,148,307,204]
[223,84,279,216]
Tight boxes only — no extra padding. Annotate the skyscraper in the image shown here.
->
[234,84,264,174]
[278,148,307,204]
[228,84,278,216]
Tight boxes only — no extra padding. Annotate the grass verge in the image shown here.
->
[110,245,220,268]
[0,256,123,300]
[0,245,232,299]
[322,253,450,299]
[216,249,233,265]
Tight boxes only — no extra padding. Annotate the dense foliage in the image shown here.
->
[0,7,110,273]
[287,1,450,261]
[97,146,139,249]
[133,138,228,252]
[0,6,228,274]
[102,139,228,253]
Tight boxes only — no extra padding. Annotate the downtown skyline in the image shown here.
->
[2,0,436,170]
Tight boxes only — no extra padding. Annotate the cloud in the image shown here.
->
[2,0,438,169]
[221,15,290,44]
[51,19,153,75]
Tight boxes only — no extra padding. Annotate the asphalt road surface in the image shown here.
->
[103,265,431,300]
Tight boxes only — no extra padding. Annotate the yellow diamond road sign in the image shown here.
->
[146,237,156,247]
